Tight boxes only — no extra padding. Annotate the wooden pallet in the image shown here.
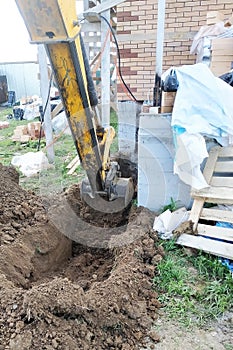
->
[177,146,233,259]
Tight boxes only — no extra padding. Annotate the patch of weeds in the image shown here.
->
[224,344,233,350]
[153,242,233,327]
[110,108,118,134]
[0,110,32,165]
[0,107,13,118]
[160,197,178,213]
[188,252,228,280]
[159,238,177,252]
[27,139,46,149]
[110,108,118,154]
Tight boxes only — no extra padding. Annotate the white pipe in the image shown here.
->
[156,0,166,77]
[153,0,166,106]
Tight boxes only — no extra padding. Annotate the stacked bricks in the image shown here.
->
[0,121,9,130]
[12,122,44,143]
[117,0,233,101]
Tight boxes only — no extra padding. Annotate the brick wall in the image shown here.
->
[116,0,233,101]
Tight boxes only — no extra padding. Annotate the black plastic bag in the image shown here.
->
[13,108,24,120]
[163,69,179,92]
[219,71,233,87]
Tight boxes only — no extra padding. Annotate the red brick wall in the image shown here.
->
[116,0,233,101]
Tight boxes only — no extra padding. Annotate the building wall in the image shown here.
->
[0,62,40,102]
[117,0,233,101]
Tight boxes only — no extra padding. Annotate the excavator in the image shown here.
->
[15,0,134,213]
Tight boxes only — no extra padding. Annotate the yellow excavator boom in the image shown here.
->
[15,0,134,212]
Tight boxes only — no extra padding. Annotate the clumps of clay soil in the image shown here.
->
[0,163,163,349]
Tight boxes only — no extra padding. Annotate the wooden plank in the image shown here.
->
[215,161,233,173]
[187,146,233,259]
[189,146,220,230]
[204,198,233,205]
[66,155,80,169]
[198,223,233,242]
[67,160,80,175]
[51,101,63,119]
[191,186,233,201]
[202,146,220,181]
[189,199,206,231]
[210,176,233,187]
[218,147,233,157]
[201,208,233,224]
[176,233,233,259]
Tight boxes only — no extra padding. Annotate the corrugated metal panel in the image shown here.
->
[0,75,8,103]
[0,62,40,101]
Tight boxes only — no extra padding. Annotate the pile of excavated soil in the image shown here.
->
[0,163,164,350]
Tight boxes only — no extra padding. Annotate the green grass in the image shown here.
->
[160,197,178,213]
[225,345,233,350]
[110,108,119,154]
[0,107,119,194]
[0,107,85,193]
[0,108,29,165]
[153,239,233,328]
[21,133,86,194]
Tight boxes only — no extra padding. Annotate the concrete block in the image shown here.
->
[138,113,191,212]
[117,101,141,161]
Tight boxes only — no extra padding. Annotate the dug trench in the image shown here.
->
[0,163,164,350]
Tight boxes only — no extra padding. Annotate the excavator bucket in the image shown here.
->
[81,177,134,214]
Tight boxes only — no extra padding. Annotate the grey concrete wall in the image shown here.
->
[138,113,192,212]
[117,101,141,162]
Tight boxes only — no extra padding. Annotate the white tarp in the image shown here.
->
[166,63,233,189]
[52,111,71,135]
[11,151,50,177]
[153,207,189,240]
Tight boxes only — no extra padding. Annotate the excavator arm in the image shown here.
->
[15,0,134,213]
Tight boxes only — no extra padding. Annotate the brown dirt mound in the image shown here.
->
[0,164,163,349]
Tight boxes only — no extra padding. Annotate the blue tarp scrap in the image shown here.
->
[216,221,233,274]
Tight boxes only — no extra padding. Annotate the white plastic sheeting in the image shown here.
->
[52,111,71,135]
[153,207,189,240]
[11,151,50,177]
[167,63,233,189]
[174,132,209,189]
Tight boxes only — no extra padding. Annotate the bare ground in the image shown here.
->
[0,163,232,349]
[0,163,162,349]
